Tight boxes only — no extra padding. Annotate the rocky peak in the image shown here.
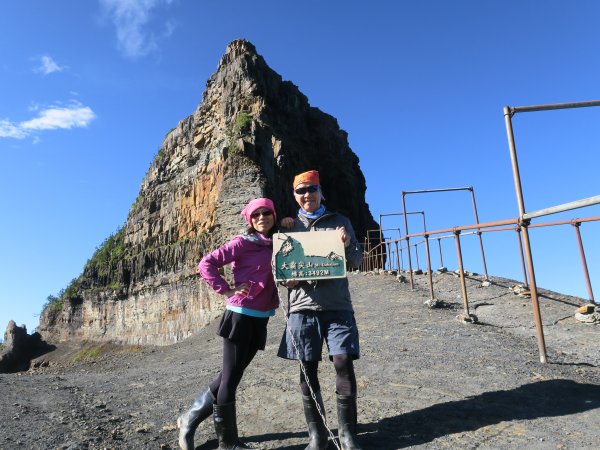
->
[37,39,378,346]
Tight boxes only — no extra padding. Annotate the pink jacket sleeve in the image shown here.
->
[198,237,241,295]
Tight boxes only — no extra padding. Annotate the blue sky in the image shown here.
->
[1,1,599,337]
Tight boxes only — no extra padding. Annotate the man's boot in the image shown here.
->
[336,393,362,450]
[213,402,253,449]
[177,388,215,450]
[302,391,329,449]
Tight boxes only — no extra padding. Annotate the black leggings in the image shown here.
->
[299,354,357,397]
[209,337,261,404]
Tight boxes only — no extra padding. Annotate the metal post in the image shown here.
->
[454,230,471,319]
[515,227,529,289]
[399,244,404,271]
[394,241,400,272]
[402,192,415,289]
[572,222,595,303]
[414,242,421,270]
[424,234,435,301]
[386,241,392,271]
[437,238,444,268]
[470,187,489,280]
[504,106,547,363]
[378,215,383,271]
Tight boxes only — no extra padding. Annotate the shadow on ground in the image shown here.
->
[362,379,600,449]
[235,379,600,450]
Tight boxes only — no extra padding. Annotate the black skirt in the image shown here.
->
[217,309,269,350]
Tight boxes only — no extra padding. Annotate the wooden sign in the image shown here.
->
[273,230,347,281]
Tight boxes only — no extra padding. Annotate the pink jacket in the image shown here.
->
[198,233,279,312]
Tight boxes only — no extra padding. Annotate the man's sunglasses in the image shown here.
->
[294,185,319,195]
[251,210,273,219]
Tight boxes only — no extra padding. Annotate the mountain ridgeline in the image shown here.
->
[38,39,379,346]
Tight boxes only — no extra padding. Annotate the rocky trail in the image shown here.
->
[2,271,600,450]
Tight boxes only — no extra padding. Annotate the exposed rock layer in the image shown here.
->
[0,321,54,373]
[38,39,378,345]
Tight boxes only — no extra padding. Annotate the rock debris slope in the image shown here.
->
[2,273,600,449]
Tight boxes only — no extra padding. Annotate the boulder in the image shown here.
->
[0,321,55,373]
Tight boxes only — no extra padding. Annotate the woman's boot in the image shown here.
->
[213,402,253,449]
[177,388,215,450]
[336,393,362,450]
[302,391,329,449]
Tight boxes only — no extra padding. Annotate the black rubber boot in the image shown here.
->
[336,394,362,450]
[302,392,329,450]
[213,402,253,449]
[177,388,215,450]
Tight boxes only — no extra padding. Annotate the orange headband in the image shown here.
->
[293,170,320,188]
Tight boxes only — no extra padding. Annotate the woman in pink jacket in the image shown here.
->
[178,198,279,450]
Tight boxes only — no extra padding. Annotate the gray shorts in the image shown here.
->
[277,310,360,361]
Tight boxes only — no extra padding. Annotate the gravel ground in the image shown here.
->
[1,271,599,450]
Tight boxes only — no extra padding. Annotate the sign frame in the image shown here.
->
[272,230,347,281]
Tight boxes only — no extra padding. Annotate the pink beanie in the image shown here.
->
[241,198,276,226]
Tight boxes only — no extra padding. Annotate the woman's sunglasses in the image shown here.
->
[294,185,319,195]
[251,210,273,219]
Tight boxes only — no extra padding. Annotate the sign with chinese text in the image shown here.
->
[273,230,347,281]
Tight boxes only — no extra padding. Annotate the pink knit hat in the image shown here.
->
[241,198,276,226]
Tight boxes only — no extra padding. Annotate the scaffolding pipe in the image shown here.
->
[453,230,471,318]
[424,234,435,301]
[515,227,529,289]
[572,222,595,303]
[402,187,489,282]
[504,105,547,363]
[524,195,600,220]
[414,242,421,271]
[383,210,426,289]
[507,99,600,114]
[402,218,518,240]
[470,187,490,280]
[401,197,414,289]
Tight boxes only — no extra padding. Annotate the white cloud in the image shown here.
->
[0,120,27,139]
[35,55,65,75]
[21,104,96,131]
[100,0,175,59]
[0,102,96,140]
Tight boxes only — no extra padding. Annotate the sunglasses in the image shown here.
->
[294,185,319,195]
[251,210,273,219]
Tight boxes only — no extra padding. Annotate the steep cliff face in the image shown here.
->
[38,39,379,345]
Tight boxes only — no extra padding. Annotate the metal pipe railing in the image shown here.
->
[572,222,595,303]
[380,211,426,287]
[453,230,471,319]
[504,99,600,363]
[361,214,599,339]
[505,105,546,363]
[402,187,489,288]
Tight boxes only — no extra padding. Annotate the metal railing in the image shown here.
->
[357,99,600,364]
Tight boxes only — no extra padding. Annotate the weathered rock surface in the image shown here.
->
[0,321,54,373]
[38,39,378,346]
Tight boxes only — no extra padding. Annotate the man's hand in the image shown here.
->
[281,279,299,288]
[281,217,295,229]
[337,226,350,247]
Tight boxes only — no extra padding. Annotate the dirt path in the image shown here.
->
[2,272,599,449]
